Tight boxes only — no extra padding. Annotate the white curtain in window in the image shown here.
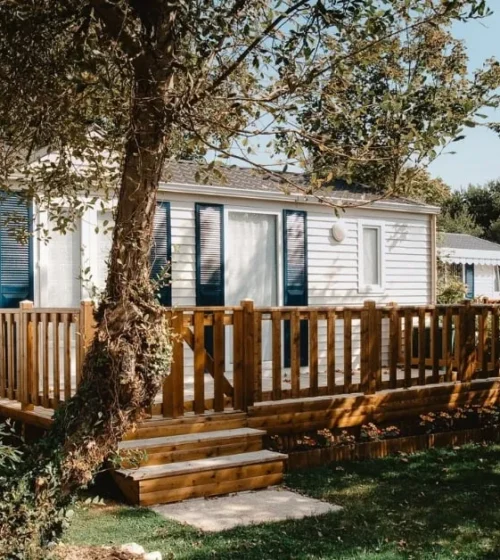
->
[363,227,379,286]
[226,212,277,306]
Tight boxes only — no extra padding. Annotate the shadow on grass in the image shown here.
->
[66,444,500,560]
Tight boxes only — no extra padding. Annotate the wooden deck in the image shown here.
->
[1,299,500,505]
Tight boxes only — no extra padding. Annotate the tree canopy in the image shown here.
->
[291,0,500,196]
[439,180,500,240]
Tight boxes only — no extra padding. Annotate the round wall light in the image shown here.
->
[331,222,346,242]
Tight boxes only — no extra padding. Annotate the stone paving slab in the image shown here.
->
[151,487,341,532]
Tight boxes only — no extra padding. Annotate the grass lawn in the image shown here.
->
[64,444,500,559]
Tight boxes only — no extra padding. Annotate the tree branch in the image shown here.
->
[203,0,310,97]
[89,0,142,59]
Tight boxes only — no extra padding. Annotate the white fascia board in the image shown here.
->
[159,181,440,215]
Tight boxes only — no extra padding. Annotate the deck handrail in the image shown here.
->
[1,299,499,417]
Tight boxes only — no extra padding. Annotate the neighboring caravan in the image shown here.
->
[438,232,500,300]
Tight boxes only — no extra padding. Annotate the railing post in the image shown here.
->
[241,299,255,410]
[20,300,34,411]
[361,301,378,395]
[459,300,476,382]
[79,300,96,374]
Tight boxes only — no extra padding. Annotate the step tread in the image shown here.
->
[116,450,287,481]
[119,428,265,451]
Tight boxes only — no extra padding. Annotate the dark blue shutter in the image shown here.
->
[0,194,33,308]
[150,202,172,306]
[283,210,308,367]
[195,203,224,306]
[195,203,224,357]
[465,263,474,300]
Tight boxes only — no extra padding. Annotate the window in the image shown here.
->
[495,266,500,292]
[359,223,384,293]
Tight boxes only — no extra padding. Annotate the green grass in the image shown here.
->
[65,444,500,559]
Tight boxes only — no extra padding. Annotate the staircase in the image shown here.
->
[112,412,287,506]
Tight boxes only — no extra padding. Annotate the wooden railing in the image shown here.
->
[0,300,94,411]
[2,299,500,419]
[160,300,500,417]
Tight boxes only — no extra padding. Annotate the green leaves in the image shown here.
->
[294,0,500,197]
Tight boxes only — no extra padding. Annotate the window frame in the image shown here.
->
[358,220,385,295]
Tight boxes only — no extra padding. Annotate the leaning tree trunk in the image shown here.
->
[0,65,175,558]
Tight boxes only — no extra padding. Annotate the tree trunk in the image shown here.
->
[0,64,175,558]
[53,68,174,490]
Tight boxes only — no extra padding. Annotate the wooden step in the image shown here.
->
[114,450,287,506]
[118,428,265,466]
[124,412,247,440]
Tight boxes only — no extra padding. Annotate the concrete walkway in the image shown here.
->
[151,488,341,532]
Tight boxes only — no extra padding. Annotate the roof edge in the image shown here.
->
[159,181,440,215]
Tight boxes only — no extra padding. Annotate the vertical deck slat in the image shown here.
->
[454,311,461,378]
[0,316,5,398]
[374,309,382,391]
[63,314,71,401]
[431,308,440,384]
[193,310,205,414]
[253,311,262,403]
[162,310,174,417]
[360,305,369,394]
[232,309,244,410]
[389,304,399,389]
[480,308,488,378]
[6,315,14,400]
[42,313,49,407]
[271,310,282,401]
[404,310,412,387]
[443,307,453,382]
[343,309,352,392]
[25,312,35,405]
[51,313,60,406]
[309,310,318,396]
[171,311,185,418]
[213,310,225,412]
[74,314,82,388]
[418,308,426,385]
[290,309,300,398]
[326,310,336,394]
[492,307,499,377]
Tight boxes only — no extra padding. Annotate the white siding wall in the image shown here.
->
[163,193,433,308]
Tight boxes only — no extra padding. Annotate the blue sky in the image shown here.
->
[428,8,500,190]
